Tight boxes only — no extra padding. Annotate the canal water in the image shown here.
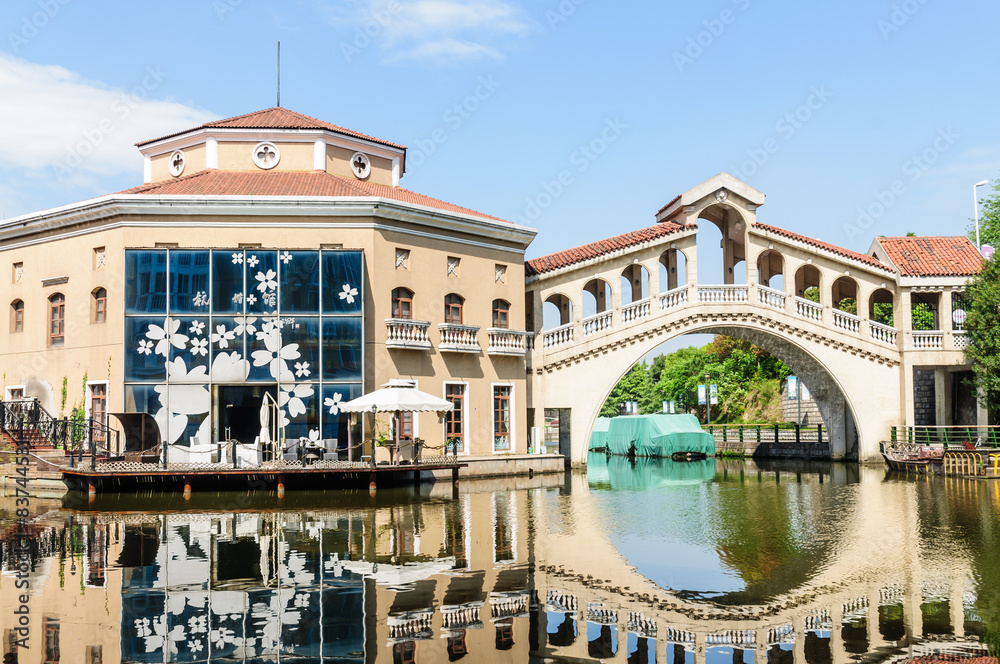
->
[2,455,998,664]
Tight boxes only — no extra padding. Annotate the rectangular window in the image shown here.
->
[49,295,65,347]
[94,289,107,324]
[493,385,512,451]
[399,411,413,439]
[44,617,59,664]
[445,384,465,453]
[90,384,107,443]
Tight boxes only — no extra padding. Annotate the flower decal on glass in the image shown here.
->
[137,339,154,355]
[146,318,189,357]
[234,316,257,337]
[339,283,359,305]
[247,255,259,268]
[255,269,277,294]
[324,393,343,415]
[231,252,244,265]
[189,320,205,336]
[279,383,314,418]
[211,324,236,349]
[294,361,311,378]
[279,251,293,264]
[251,327,300,381]
[191,337,209,357]
[246,293,257,306]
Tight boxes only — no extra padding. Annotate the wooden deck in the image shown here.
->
[61,458,465,493]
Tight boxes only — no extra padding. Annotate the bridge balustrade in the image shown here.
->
[912,330,943,350]
[757,284,786,310]
[794,296,822,322]
[621,297,651,324]
[698,284,749,303]
[869,320,897,346]
[832,309,861,334]
[543,322,574,348]
[659,286,688,310]
[582,310,613,336]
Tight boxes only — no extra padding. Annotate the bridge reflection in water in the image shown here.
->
[1,459,998,664]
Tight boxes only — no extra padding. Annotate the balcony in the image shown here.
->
[487,328,528,357]
[438,323,481,353]
[385,319,432,350]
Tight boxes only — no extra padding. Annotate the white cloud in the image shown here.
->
[326,0,532,62]
[0,53,217,187]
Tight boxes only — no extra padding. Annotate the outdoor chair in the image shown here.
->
[283,440,300,462]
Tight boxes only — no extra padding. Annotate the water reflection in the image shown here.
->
[1,460,998,664]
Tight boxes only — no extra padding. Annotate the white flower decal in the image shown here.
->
[189,321,205,336]
[191,337,209,357]
[339,283,359,305]
[251,328,300,381]
[279,383,314,418]
[231,252,244,265]
[234,316,257,337]
[324,393,343,415]
[192,291,209,307]
[137,339,154,355]
[189,640,204,653]
[211,324,236,349]
[294,361,311,378]
[279,251,293,264]
[146,318,189,357]
[246,293,257,306]
[247,255,259,268]
[308,428,321,443]
[255,269,277,293]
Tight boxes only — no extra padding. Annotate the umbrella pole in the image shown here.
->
[347,413,353,463]
[394,411,400,466]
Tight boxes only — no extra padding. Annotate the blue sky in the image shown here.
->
[2,0,998,266]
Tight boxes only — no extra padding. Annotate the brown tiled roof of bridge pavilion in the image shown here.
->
[525,222,690,276]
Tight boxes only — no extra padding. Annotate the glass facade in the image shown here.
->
[124,249,364,450]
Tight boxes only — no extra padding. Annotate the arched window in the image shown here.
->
[391,288,413,320]
[10,300,23,333]
[492,299,510,329]
[92,287,107,324]
[48,293,65,347]
[445,294,464,325]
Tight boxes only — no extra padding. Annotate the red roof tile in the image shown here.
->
[115,169,506,223]
[753,223,894,273]
[136,107,406,150]
[877,236,984,277]
[526,222,690,276]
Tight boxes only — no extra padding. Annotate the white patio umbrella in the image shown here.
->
[340,380,453,463]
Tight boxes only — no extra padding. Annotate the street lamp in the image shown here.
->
[704,372,711,426]
[974,180,990,249]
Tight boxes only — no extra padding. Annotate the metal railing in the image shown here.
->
[891,425,1000,447]
[705,423,826,445]
[1,398,120,470]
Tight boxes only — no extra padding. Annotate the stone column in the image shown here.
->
[934,368,947,427]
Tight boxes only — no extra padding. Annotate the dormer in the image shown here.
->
[135,107,407,187]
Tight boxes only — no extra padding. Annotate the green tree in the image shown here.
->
[599,362,654,417]
[969,177,1000,248]
[964,254,999,410]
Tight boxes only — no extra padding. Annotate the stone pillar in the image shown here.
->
[903,363,916,428]
[900,290,913,341]
[646,259,661,300]
[694,630,706,664]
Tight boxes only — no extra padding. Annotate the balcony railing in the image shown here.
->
[487,328,528,356]
[583,310,613,337]
[912,330,943,350]
[832,309,860,334]
[660,286,688,310]
[438,323,481,353]
[794,296,822,322]
[953,331,969,349]
[698,285,749,303]
[869,320,897,346]
[621,298,651,324]
[758,285,786,310]
[543,323,573,349]
[385,319,432,350]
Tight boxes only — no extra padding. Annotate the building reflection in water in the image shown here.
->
[1,460,999,664]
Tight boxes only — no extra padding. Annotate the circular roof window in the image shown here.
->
[252,142,281,170]
[168,150,186,177]
[351,152,371,180]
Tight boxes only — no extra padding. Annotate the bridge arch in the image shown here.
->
[756,248,785,290]
[620,263,649,304]
[658,248,688,291]
[794,263,823,302]
[695,202,749,285]
[582,277,612,317]
[867,287,895,324]
[831,275,859,312]
[543,293,573,328]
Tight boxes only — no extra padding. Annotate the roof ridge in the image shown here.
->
[753,222,892,272]
[202,106,284,126]
[526,222,689,276]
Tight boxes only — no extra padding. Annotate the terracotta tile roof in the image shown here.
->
[114,169,506,223]
[525,222,690,276]
[136,107,406,150]
[753,223,894,273]
[876,236,984,277]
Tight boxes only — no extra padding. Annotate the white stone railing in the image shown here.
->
[832,309,861,334]
[525,332,535,352]
[698,285,749,303]
[758,285,786,310]
[486,328,527,356]
[621,297,651,324]
[583,310,613,336]
[869,320,897,346]
[952,330,969,350]
[385,319,432,349]
[794,296,822,322]
[438,323,481,352]
[543,323,573,349]
[912,330,943,350]
[660,286,688,310]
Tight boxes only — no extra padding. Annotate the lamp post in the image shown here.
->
[974,180,990,249]
[705,372,711,426]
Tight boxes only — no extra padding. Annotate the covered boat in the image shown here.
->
[590,414,715,458]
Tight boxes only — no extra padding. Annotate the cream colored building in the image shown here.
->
[0,107,536,460]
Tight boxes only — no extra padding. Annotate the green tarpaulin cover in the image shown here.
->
[589,414,715,457]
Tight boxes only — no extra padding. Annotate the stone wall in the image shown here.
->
[913,369,937,426]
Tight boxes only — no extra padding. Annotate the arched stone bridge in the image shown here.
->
[525,174,979,463]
